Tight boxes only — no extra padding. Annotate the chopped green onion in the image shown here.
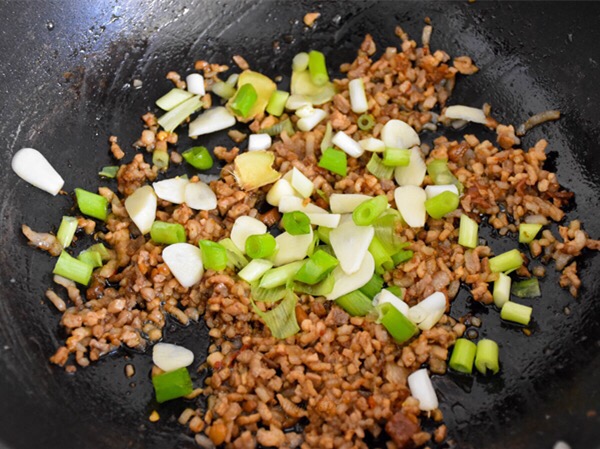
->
[366,153,394,180]
[373,209,405,253]
[378,302,418,344]
[391,249,414,266]
[78,250,103,268]
[230,83,258,118]
[151,221,186,245]
[56,216,78,248]
[449,338,477,374]
[357,114,375,131]
[238,259,274,283]
[353,195,388,226]
[152,367,193,403]
[316,226,331,245]
[199,240,229,271]
[281,211,311,235]
[152,150,169,170]
[219,238,248,269]
[475,339,500,375]
[511,278,541,298]
[458,215,478,249]
[382,148,411,167]
[335,289,374,316]
[292,52,310,72]
[89,243,112,261]
[308,50,329,87]
[294,274,335,296]
[182,146,213,170]
[386,285,403,298]
[53,251,93,286]
[493,272,512,308]
[157,95,202,132]
[259,260,304,289]
[427,159,463,193]
[259,119,295,137]
[501,301,532,325]
[245,234,277,259]
[359,273,384,299]
[98,166,119,178]
[318,147,347,176]
[519,223,543,243]
[489,249,524,273]
[75,188,109,221]
[320,122,333,153]
[424,191,459,219]
[294,249,339,285]
[212,81,236,99]
[369,236,394,274]
[156,88,194,111]
[252,290,300,339]
[266,90,290,117]
[251,282,288,303]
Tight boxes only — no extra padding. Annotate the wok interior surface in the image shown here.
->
[0,1,599,448]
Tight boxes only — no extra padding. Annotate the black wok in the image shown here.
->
[0,1,599,448]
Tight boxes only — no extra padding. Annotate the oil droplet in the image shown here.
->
[46,21,55,31]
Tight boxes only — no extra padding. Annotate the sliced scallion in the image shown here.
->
[369,235,394,274]
[358,273,384,299]
[152,150,169,170]
[317,226,331,245]
[458,214,478,249]
[266,90,290,117]
[238,259,274,283]
[211,81,236,99]
[475,339,500,375]
[373,209,405,253]
[318,147,347,176]
[391,249,414,266]
[78,250,103,268]
[152,367,193,403]
[378,302,418,344]
[335,289,374,316]
[292,52,310,72]
[293,249,339,285]
[245,233,277,259]
[489,249,524,273]
[56,216,78,249]
[219,238,249,269]
[258,118,295,137]
[427,158,463,193]
[259,260,304,289]
[198,240,229,271]
[366,153,394,180]
[252,290,300,339]
[511,278,541,298]
[89,243,112,261]
[230,83,258,118]
[151,221,186,245]
[493,272,512,308]
[281,211,311,235]
[501,301,532,325]
[449,338,477,374]
[157,95,202,132]
[293,274,335,296]
[320,122,333,153]
[519,223,543,243]
[424,191,459,219]
[382,148,411,167]
[386,285,403,298]
[98,166,119,178]
[250,282,288,303]
[156,88,194,111]
[357,113,375,131]
[53,251,93,286]
[308,50,329,86]
[75,188,109,221]
[182,146,213,170]
[352,195,388,226]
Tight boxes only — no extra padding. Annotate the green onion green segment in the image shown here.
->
[475,339,500,375]
[281,211,311,235]
[449,338,477,374]
[182,146,214,170]
[308,50,329,86]
[318,147,347,176]
[378,302,418,344]
[245,233,277,259]
[501,301,532,325]
[353,195,388,226]
[151,221,186,245]
[230,83,258,118]
[56,216,78,248]
[424,191,460,219]
[199,240,229,271]
[489,249,524,273]
[53,251,93,286]
[335,289,374,317]
[75,188,109,221]
[152,367,193,403]
[458,215,478,249]
[294,250,339,285]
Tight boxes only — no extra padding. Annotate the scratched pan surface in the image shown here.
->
[0,1,599,448]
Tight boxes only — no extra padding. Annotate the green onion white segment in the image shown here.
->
[153,342,194,372]
[408,369,438,411]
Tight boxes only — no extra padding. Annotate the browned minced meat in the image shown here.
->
[109,135,125,160]
[21,224,63,256]
[43,28,599,449]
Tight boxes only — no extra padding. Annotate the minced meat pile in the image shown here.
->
[24,25,599,449]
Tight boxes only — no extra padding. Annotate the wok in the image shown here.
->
[0,1,599,448]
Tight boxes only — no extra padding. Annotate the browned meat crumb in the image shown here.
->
[22,224,62,256]
[109,135,125,159]
[166,71,185,89]
[232,55,249,71]
[303,12,320,27]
